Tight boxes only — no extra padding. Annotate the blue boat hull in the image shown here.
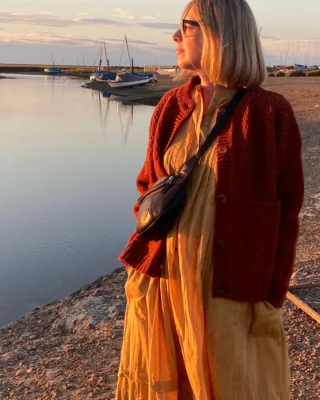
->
[45,68,63,74]
[92,72,117,81]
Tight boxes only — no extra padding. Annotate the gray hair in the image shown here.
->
[177,0,266,88]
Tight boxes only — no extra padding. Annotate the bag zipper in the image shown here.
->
[138,175,179,204]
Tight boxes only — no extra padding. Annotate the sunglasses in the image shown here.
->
[181,18,200,34]
[182,18,200,28]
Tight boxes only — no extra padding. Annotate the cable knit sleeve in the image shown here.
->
[132,89,176,217]
[268,98,304,306]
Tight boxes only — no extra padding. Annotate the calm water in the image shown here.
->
[0,74,154,327]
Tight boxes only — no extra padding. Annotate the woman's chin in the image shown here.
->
[177,60,197,71]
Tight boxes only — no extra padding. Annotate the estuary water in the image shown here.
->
[0,74,154,326]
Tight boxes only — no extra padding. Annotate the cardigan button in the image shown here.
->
[215,240,225,248]
[217,194,228,204]
[216,284,226,294]
[218,146,227,154]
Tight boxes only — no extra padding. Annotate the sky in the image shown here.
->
[0,0,319,67]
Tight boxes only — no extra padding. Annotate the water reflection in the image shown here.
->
[117,102,134,147]
[93,90,134,146]
[0,75,154,327]
[102,92,113,99]
[43,74,66,85]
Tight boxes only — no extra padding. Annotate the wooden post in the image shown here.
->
[286,291,320,324]
[289,281,320,290]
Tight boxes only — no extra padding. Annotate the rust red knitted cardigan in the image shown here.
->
[119,76,304,307]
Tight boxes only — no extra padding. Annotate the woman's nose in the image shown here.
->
[172,29,182,43]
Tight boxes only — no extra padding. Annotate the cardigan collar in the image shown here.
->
[176,75,201,112]
[176,76,261,112]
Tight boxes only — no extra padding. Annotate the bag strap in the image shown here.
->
[178,88,247,176]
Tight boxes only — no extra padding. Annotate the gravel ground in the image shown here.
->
[267,78,320,400]
[0,77,319,399]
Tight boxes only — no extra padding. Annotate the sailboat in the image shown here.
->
[157,67,179,76]
[108,71,152,88]
[90,42,116,82]
[44,55,64,75]
[108,35,157,88]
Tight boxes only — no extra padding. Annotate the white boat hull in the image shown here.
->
[108,77,150,88]
[157,68,179,76]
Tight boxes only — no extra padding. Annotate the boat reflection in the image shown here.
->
[93,91,134,146]
[44,74,65,84]
[117,101,133,147]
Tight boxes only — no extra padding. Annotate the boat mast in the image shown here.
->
[124,34,133,73]
[93,48,100,69]
[284,41,290,66]
[98,42,103,72]
[103,42,110,73]
[118,38,125,71]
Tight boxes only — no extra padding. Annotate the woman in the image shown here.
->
[116,0,304,399]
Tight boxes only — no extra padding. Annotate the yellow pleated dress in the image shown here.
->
[116,86,290,400]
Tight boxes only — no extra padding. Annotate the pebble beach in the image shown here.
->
[0,76,319,399]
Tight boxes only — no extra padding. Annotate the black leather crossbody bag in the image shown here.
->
[136,88,247,241]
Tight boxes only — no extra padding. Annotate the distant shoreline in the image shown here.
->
[1,66,320,108]
[0,64,153,78]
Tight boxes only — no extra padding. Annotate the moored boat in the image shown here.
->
[92,71,117,82]
[132,72,157,82]
[108,71,152,88]
[156,67,179,76]
[44,55,64,75]
[107,35,157,88]
[90,42,116,81]
[44,67,64,75]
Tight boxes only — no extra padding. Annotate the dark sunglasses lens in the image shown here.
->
[182,19,200,28]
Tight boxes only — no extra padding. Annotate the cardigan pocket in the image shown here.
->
[244,201,281,281]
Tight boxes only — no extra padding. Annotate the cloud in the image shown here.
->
[0,12,125,27]
[261,37,314,47]
[76,17,124,26]
[261,35,281,41]
[103,37,157,45]
[0,38,177,67]
[264,54,281,59]
[0,12,75,27]
[142,16,156,20]
[150,46,176,55]
[111,8,135,21]
[0,31,156,48]
[0,12,179,31]
[139,22,178,29]
[0,31,99,47]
